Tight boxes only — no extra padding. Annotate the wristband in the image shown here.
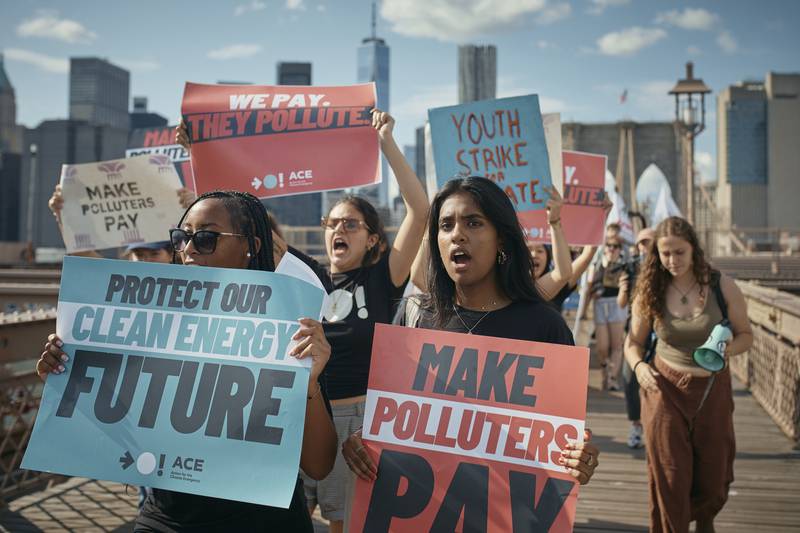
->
[633,360,646,374]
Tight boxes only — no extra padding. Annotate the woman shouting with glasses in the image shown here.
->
[36,190,338,532]
[305,110,428,533]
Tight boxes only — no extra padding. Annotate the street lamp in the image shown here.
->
[669,61,710,225]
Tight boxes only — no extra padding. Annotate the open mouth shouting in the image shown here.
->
[332,236,349,256]
[450,248,472,272]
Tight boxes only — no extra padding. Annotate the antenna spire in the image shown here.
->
[371,1,376,40]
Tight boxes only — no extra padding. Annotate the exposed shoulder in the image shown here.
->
[718,272,744,302]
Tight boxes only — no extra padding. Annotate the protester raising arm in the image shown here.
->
[533,186,572,299]
[375,110,429,287]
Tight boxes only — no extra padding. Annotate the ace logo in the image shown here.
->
[350,325,590,533]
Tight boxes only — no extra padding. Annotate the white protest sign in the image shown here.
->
[543,113,563,194]
[59,154,184,253]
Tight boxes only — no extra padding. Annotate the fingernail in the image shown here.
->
[58,365,65,372]
[60,354,68,362]
[558,458,565,465]
[55,339,63,347]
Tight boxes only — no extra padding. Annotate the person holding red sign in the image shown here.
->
[36,190,337,532]
[342,175,599,487]
[625,217,752,533]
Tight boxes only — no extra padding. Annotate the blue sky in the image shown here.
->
[2,0,798,184]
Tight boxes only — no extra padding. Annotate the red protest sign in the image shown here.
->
[181,83,380,198]
[520,150,607,245]
[350,324,589,532]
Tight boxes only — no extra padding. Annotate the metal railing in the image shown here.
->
[731,281,800,442]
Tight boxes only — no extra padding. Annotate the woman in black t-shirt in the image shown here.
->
[307,110,428,531]
[342,176,599,491]
[36,191,337,532]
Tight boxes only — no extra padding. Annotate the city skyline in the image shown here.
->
[1,0,799,185]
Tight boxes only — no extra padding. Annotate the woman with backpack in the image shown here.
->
[624,216,752,533]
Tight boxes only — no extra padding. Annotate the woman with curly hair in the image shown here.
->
[624,216,752,533]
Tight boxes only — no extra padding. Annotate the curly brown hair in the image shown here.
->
[633,216,712,323]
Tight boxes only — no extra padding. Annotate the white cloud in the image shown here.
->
[717,30,737,53]
[596,27,667,56]
[4,48,68,73]
[207,44,262,60]
[587,0,630,15]
[234,0,266,16]
[17,10,97,44]
[116,59,161,72]
[695,150,716,183]
[655,8,718,31]
[382,0,547,42]
[687,45,701,56]
[286,0,306,10]
[537,2,571,25]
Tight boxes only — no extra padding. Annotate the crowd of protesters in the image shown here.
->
[33,101,750,533]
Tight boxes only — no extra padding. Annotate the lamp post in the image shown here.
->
[669,61,710,225]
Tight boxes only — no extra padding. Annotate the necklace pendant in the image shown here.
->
[681,295,688,305]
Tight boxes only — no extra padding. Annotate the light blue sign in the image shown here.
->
[22,256,325,508]
[428,94,552,211]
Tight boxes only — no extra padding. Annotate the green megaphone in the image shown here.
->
[693,320,733,372]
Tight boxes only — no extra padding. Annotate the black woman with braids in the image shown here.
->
[36,190,337,532]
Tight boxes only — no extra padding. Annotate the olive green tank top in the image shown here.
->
[654,289,724,368]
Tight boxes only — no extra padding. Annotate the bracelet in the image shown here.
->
[633,360,646,374]
[307,381,321,401]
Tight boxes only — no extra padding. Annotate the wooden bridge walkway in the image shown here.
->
[1,357,798,532]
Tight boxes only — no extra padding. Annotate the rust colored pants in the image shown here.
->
[640,356,736,533]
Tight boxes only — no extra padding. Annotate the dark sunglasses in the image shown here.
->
[605,242,622,250]
[169,228,246,255]
[321,217,369,233]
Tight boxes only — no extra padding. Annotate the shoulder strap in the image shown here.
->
[404,296,422,328]
[710,270,728,321]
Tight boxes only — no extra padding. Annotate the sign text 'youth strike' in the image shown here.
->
[22,257,325,508]
[181,82,381,200]
[350,324,590,533]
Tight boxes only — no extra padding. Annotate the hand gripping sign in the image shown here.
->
[22,256,325,508]
[181,82,380,199]
[350,324,590,532]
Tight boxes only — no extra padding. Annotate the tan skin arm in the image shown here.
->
[374,111,429,288]
[624,300,659,391]
[535,186,572,300]
[409,234,429,292]
[570,246,598,287]
[719,274,753,357]
[617,269,631,308]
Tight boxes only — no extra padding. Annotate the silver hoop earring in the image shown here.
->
[497,250,508,265]
[246,252,252,258]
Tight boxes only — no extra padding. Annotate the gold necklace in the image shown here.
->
[452,300,498,334]
[672,280,698,305]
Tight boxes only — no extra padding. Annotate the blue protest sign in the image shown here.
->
[428,94,552,211]
[22,256,325,508]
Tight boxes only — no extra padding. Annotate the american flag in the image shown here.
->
[620,89,628,104]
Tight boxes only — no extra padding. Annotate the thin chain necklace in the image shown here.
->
[452,301,497,334]
[672,279,698,305]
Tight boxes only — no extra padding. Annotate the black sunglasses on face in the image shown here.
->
[169,228,246,255]
[605,243,621,250]
[320,217,368,233]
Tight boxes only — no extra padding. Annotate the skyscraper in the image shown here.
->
[715,72,800,253]
[69,57,130,129]
[357,2,390,210]
[458,45,496,104]
[130,96,168,129]
[0,53,21,153]
[277,63,312,86]
[263,62,323,227]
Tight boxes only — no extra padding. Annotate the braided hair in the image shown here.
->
[173,190,275,272]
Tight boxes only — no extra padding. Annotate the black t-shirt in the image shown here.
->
[137,477,313,532]
[285,246,334,293]
[323,252,407,400]
[549,283,577,312]
[396,298,575,346]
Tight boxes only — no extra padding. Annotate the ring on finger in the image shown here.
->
[586,455,594,466]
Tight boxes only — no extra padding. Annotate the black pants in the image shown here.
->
[623,359,640,421]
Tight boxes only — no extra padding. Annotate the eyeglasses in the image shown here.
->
[321,217,369,233]
[169,228,246,255]
[605,243,622,250]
